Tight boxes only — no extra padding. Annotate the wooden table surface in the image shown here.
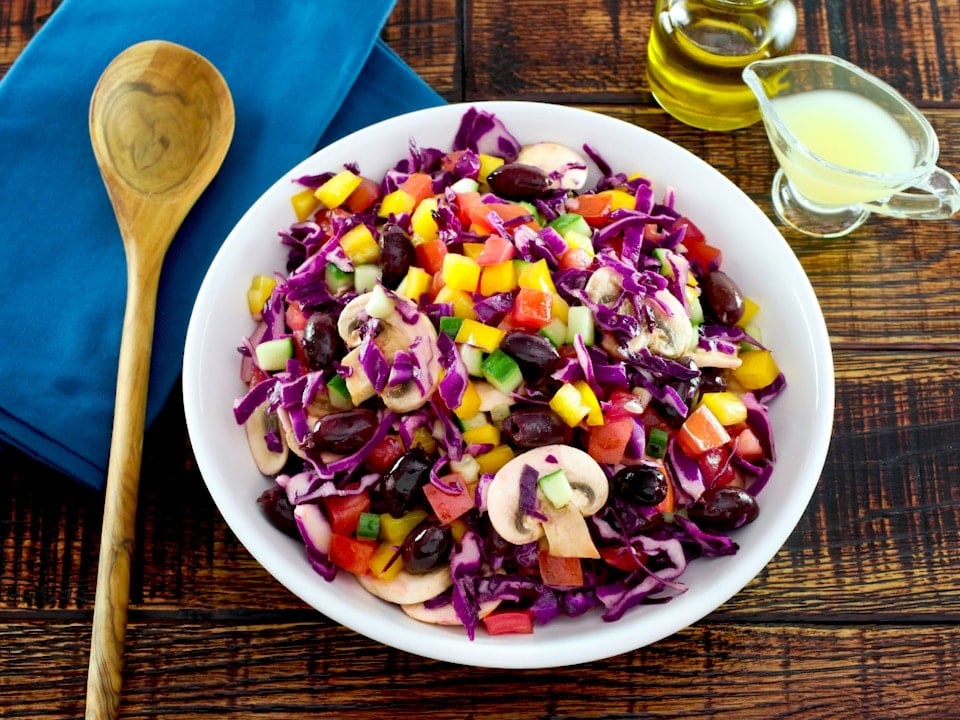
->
[3,1,960,718]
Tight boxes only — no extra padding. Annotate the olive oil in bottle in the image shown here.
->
[646,0,797,131]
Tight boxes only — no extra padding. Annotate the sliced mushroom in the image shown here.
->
[335,291,442,413]
[485,444,608,558]
[245,402,289,475]
[356,566,453,605]
[516,142,589,192]
[402,598,501,626]
[585,266,624,306]
[646,289,695,358]
[687,348,743,369]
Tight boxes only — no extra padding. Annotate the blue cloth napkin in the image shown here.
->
[0,0,445,490]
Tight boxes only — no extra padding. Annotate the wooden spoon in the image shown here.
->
[85,40,234,719]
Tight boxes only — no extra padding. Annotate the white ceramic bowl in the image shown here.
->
[183,101,834,668]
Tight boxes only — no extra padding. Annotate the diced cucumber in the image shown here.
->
[456,411,489,432]
[439,315,465,338]
[481,349,524,394]
[450,177,480,194]
[489,403,512,425]
[563,230,594,255]
[519,201,543,225]
[685,285,704,325]
[356,512,381,541]
[326,374,354,410]
[652,247,673,278]
[354,263,382,293]
[538,468,574,509]
[539,317,568,348]
[325,262,354,296]
[565,305,595,346]
[459,343,485,377]
[255,337,293,372]
[548,212,591,240]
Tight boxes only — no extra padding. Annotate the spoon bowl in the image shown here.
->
[85,40,234,719]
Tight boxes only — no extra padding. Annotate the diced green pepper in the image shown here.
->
[646,427,669,459]
[356,511,381,541]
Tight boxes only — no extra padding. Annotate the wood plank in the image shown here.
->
[384,0,461,99]
[1,618,958,718]
[4,350,960,619]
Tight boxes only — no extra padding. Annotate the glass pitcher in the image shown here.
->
[743,54,960,237]
[646,0,797,131]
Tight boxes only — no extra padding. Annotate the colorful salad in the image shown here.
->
[234,108,785,638]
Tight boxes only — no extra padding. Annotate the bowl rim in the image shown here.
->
[183,100,835,668]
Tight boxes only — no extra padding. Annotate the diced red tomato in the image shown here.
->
[469,200,539,233]
[565,193,612,226]
[455,191,483,227]
[364,434,405,473]
[677,404,731,457]
[671,215,706,244]
[440,150,467,173]
[345,177,381,213]
[399,172,436,205]
[510,287,553,329]
[599,544,647,572]
[699,445,737,487]
[483,609,535,635]
[414,236,448,275]
[538,549,584,588]
[328,534,377,575]
[683,236,722,273]
[285,302,307,332]
[423,475,475,525]
[586,417,635,464]
[321,492,372,536]
[558,246,593,271]
[656,469,676,513]
[733,426,765,461]
[475,234,515,265]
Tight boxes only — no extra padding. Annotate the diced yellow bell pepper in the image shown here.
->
[380,510,429,544]
[475,444,515,475]
[564,231,595,257]
[732,349,780,390]
[453,380,482,419]
[738,296,760,328]
[368,542,403,581]
[449,518,469,543]
[441,253,482,293]
[410,426,437,454]
[339,223,380,264]
[462,422,501,446]
[435,285,478,320]
[549,382,590,427]
[396,265,432,300]
[462,242,485,261]
[246,274,276,319]
[517,258,557,294]
[573,380,604,426]
[699,391,748,426]
[551,293,570,324]
[314,169,362,209]
[411,197,440,243]
[455,318,505,353]
[597,188,637,211]
[291,187,320,222]
[378,188,416,218]
[479,259,518,296]
[478,154,505,183]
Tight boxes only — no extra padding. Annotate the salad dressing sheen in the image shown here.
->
[646,0,797,131]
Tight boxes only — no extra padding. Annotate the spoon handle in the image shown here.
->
[85,254,162,720]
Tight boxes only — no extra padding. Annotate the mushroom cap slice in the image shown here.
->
[401,598,501,626]
[516,141,589,192]
[245,402,289,475]
[486,444,609,547]
[356,566,453,606]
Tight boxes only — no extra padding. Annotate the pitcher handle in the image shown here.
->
[864,167,960,220]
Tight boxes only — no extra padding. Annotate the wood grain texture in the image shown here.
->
[3,0,960,717]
